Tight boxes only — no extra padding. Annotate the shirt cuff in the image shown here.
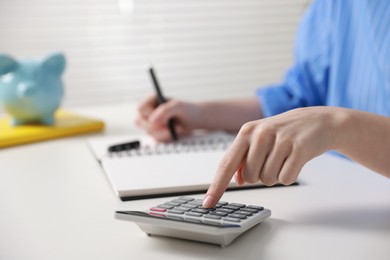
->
[256,85,297,118]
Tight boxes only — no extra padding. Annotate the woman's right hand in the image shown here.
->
[135,94,203,142]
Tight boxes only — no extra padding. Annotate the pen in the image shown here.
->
[108,140,141,152]
[148,66,178,141]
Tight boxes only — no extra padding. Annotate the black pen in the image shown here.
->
[148,66,178,141]
[108,140,141,152]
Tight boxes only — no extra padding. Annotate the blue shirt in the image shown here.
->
[257,0,390,117]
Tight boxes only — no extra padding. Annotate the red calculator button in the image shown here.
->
[150,207,167,212]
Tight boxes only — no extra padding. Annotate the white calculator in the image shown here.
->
[115,197,271,247]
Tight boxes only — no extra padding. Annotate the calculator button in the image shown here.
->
[210,211,228,217]
[235,211,253,216]
[223,217,241,223]
[223,205,241,211]
[247,205,264,211]
[165,202,181,207]
[178,197,194,201]
[167,209,185,214]
[181,204,198,209]
[188,200,203,206]
[204,214,222,220]
[203,220,223,226]
[156,204,174,209]
[217,208,234,214]
[217,201,229,206]
[171,199,190,204]
[229,203,246,208]
[149,212,166,217]
[228,214,247,219]
[150,207,167,212]
[185,212,203,217]
[197,206,212,210]
[201,206,218,211]
[185,218,203,223]
[191,208,210,214]
[167,215,184,221]
[241,207,259,213]
[174,207,191,212]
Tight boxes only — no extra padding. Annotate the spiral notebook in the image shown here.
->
[87,131,274,201]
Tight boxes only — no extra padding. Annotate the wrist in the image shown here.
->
[326,107,354,152]
[196,101,220,129]
[189,101,211,129]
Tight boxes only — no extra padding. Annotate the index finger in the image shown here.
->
[202,135,249,208]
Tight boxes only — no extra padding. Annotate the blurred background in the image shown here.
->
[0,0,308,109]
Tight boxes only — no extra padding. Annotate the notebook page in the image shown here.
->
[87,131,270,199]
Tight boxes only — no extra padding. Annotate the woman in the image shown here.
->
[135,0,390,208]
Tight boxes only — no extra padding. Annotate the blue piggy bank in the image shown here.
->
[0,53,66,125]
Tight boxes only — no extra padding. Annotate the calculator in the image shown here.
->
[115,197,271,247]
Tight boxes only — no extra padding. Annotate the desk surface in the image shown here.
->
[1,103,389,260]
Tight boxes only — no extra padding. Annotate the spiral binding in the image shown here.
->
[108,135,234,158]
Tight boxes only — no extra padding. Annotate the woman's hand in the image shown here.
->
[135,94,203,142]
[203,106,342,208]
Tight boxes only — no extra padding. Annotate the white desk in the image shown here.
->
[1,103,389,260]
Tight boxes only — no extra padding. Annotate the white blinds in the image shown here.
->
[0,0,308,107]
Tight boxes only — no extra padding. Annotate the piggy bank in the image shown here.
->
[0,52,65,125]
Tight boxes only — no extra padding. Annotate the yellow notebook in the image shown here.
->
[0,110,105,148]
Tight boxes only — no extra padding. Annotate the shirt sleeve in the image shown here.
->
[257,0,334,117]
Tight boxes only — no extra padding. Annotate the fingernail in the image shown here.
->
[202,194,214,208]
